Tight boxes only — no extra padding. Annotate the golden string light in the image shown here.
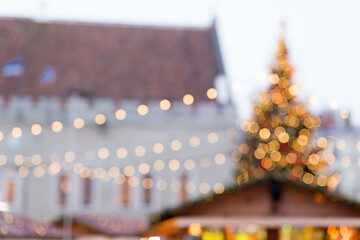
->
[183,94,194,105]
[115,109,126,120]
[52,121,63,132]
[4,149,349,197]
[159,99,171,111]
[7,148,232,183]
[137,104,149,116]
[31,124,42,135]
[12,127,22,138]
[73,118,85,129]
[206,88,217,100]
[95,114,106,125]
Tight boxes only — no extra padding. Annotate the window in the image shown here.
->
[6,180,15,203]
[180,174,188,203]
[59,171,70,205]
[121,176,130,206]
[83,177,92,205]
[143,174,153,204]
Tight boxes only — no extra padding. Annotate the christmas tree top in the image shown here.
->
[235,31,340,191]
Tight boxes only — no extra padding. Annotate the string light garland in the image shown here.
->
[0,129,230,167]
[3,147,233,192]
[0,133,353,189]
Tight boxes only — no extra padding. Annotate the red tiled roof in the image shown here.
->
[0,18,223,102]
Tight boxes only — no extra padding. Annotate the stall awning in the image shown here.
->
[148,216,360,236]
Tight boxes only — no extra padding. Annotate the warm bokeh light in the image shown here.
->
[170,140,182,151]
[137,104,149,116]
[184,159,195,170]
[207,132,219,143]
[31,124,42,135]
[154,160,165,171]
[206,88,217,99]
[336,139,346,150]
[95,114,107,125]
[340,109,349,119]
[214,183,225,194]
[19,166,29,177]
[278,132,289,143]
[159,99,171,110]
[226,127,237,138]
[169,159,180,171]
[52,121,63,132]
[124,165,135,177]
[183,94,194,105]
[259,128,271,140]
[199,182,210,194]
[214,153,226,165]
[254,148,266,159]
[34,166,46,178]
[153,143,164,154]
[98,147,110,159]
[115,109,127,120]
[188,223,202,237]
[189,136,200,147]
[303,173,314,184]
[32,154,43,165]
[48,162,62,175]
[288,84,299,96]
[317,137,328,148]
[248,122,259,133]
[73,163,83,174]
[142,177,153,189]
[135,145,146,157]
[128,176,139,187]
[138,163,150,175]
[65,151,75,162]
[270,151,281,162]
[0,155,6,166]
[14,154,24,166]
[12,127,22,138]
[73,117,85,129]
[116,147,128,159]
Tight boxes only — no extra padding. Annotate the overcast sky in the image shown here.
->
[1,0,360,125]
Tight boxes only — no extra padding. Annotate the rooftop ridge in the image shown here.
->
[0,16,214,31]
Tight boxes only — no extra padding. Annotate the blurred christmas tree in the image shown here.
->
[235,31,340,191]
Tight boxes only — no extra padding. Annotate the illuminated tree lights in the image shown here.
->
[234,32,340,191]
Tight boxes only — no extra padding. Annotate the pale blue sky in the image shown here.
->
[1,0,360,124]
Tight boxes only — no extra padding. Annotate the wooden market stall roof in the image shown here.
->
[148,216,360,237]
[148,176,360,236]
